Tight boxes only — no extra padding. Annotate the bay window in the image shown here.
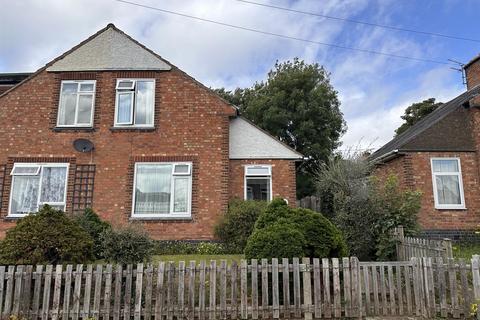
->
[9,163,69,216]
[431,158,465,209]
[245,165,272,201]
[115,79,155,127]
[132,162,192,218]
[57,80,96,127]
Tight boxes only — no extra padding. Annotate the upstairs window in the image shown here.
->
[115,79,155,127]
[431,158,465,209]
[245,165,272,201]
[132,162,192,218]
[9,163,69,217]
[57,80,96,127]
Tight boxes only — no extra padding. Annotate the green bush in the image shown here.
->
[100,226,154,264]
[154,241,198,255]
[214,199,268,253]
[75,208,111,259]
[244,222,305,260]
[0,205,94,265]
[196,242,226,255]
[245,199,348,260]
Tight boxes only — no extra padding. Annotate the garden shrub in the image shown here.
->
[196,242,226,255]
[100,226,154,264]
[154,241,226,255]
[0,205,94,265]
[214,199,268,253]
[245,199,348,260]
[75,208,111,259]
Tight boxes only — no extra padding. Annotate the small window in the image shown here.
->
[57,80,95,127]
[115,79,155,127]
[431,158,465,210]
[9,163,69,216]
[244,165,272,201]
[132,162,192,218]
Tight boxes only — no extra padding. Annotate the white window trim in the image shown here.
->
[114,78,155,128]
[244,164,273,201]
[430,157,466,210]
[57,80,96,127]
[131,162,192,219]
[8,163,70,217]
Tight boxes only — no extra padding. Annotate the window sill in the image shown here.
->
[435,206,467,211]
[110,127,156,132]
[53,126,95,132]
[129,216,192,221]
[3,216,24,221]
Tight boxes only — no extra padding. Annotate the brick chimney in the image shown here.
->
[464,54,480,106]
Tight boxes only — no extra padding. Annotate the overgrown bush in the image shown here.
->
[214,199,268,253]
[317,154,421,260]
[196,242,226,255]
[245,199,348,260]
[153,241,226,255]
[100,226,154,264]
[0,205,94,265]
[75,208,111,259]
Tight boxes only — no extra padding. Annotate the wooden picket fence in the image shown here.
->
[296,196,321,213]
[393,226,454,261]
[2,256,480,319]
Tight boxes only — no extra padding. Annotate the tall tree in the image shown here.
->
[216,58,345,175]
[395,98,443,136]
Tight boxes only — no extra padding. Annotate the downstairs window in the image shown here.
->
[245,165,272,201]
[9,163,69,216]
[132,162,192,218]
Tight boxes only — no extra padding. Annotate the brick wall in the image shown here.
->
[375,151,480,230]
[0,68,248,240]
[229,159,297,206]
[465,56,480,106]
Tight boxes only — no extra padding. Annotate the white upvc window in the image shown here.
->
[431,158,466,210]
[8,163,69,217]
[57,80,96,127]
[115,79,155,127]
[244,165,272,201]
[132,162,192,218]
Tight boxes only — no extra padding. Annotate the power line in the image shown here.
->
[234,0,480,43]
[114,0,453,66]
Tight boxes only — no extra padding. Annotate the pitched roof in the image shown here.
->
[46,25,171,71]
[370,85,480,161]
[229,117,303,160]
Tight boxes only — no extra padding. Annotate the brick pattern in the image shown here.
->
[465,57,480,105]
[0,165,6,209]
[72,164,96,213]
[228,159,297,206]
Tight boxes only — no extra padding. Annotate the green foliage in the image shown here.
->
[316,155,421,260]
[100,226,154,264]
[395,98,443,136]
[196,242,226,255]
[245,199,348,260]
[215,58,345,196]
[153,241,227,255]
[75,208,111,259]
[214,199,268,253]
[0,205,94,265]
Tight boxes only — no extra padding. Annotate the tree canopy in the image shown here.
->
[395,98,443,136]
[215,59,345,181]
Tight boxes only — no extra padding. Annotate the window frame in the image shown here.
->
[114,78,155,128]
[430,157,466,210]
[131,162,192,219]
[57,80,96,127]
[8,163,70,217]
[244,164,272,201]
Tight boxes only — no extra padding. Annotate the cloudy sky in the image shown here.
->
[1,0,479,152]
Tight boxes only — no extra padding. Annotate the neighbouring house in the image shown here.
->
[0,24,302,240]
[371,54,480,240]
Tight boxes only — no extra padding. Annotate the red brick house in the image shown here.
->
[371,54,480,240]
[0,24,302,240]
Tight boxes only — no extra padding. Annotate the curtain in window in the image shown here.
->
[77,95,93,124]
[58,83,78,125]
[433,160,459,172]
[135,164,172,214]
[135,81,154,125]
[11,176,40,214]
[173,177,188,213]
[436,175,461,204]
[117,93,133,123]
[40,167,67,203]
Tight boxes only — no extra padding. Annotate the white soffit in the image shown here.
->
[47,27,171,72]
[229,117,303,160]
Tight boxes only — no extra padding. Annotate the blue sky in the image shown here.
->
[1,0,479,151]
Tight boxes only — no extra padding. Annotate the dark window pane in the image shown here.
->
[246,178,270,201]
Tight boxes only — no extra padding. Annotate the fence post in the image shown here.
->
[472,255,480,319]
[302,258,312,320]
[442,238,453,259]
[394,225,405,261]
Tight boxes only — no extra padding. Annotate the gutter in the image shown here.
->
[370,149,400,164]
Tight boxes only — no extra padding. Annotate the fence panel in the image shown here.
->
[393,226,453,261]
[1,256,480,319]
